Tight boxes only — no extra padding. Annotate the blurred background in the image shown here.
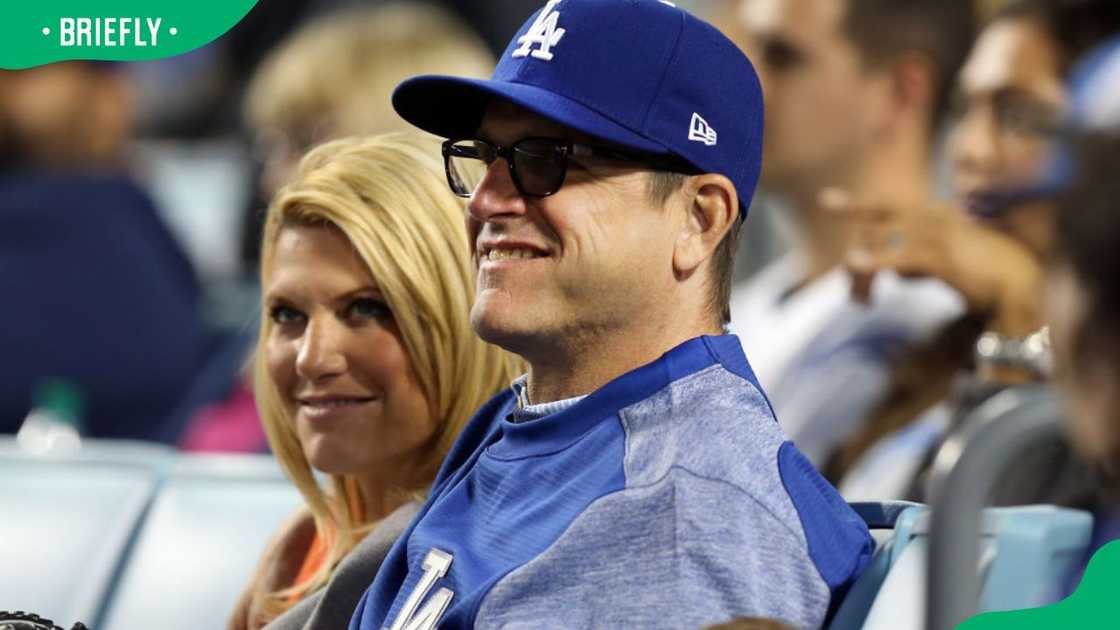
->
[5,0,1120,627]
[0,0,555,450]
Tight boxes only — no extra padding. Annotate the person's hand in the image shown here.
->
[823,188,1044,339]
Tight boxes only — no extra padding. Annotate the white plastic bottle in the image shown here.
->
[16,380,85,456]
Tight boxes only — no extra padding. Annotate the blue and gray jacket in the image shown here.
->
[351,335,872,629]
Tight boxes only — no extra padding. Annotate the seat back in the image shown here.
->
[978,505,1092,611]
[0,458,159,626]
[857,504,1089,630]
[925,385,1093,630]
[98,454,301,630]
[827,501,924,630]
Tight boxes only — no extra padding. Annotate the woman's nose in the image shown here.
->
[295,315,347,382]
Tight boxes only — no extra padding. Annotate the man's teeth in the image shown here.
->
[486,248,541,261]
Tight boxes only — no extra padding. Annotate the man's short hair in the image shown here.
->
[843,0,976,128]
[647,171,742,326]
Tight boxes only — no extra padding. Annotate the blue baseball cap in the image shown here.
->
[391,0,764,219]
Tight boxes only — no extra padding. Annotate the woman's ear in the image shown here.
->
[672,174,738,278]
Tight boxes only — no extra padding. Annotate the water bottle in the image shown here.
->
[16,380,85,456]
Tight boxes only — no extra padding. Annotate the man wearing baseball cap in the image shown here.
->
[351,1,871,628]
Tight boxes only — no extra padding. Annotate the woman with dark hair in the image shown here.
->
[1047,132,1120,591]
[832,0,1120,500]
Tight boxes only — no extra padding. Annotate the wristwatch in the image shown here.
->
[0,611,88,630]
[974,325,1052,378]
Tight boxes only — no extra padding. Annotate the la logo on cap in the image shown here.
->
[513,0,566,61]
[689,113,718,146]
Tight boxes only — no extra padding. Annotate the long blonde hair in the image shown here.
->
[252,132,520,617]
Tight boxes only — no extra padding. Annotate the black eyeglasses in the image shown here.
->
[442,137,697,198]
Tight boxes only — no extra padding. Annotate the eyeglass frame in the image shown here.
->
[441,136,700,199]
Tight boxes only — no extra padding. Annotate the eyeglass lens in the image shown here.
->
[446,139,568,197]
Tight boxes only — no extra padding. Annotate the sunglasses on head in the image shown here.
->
[442,136,697,198]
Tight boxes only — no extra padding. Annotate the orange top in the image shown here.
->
[287,479,365,604]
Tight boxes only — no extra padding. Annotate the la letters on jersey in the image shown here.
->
[385,549,455,630]
[58,18,163,47]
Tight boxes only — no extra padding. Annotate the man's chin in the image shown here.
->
[471,307,522,347]
[470,300,544,355]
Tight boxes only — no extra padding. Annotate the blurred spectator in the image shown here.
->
[698,1,794,285]
[834,0,1120,500]
[237,2,495,271]
[1048,131,1120,593]
[127,0,536,139]
[229,133,519,630]
[0,62,209,442]
[721,0,974,465]
[1,62,132,168]
[178,3,496,453]
[244,2,495,198]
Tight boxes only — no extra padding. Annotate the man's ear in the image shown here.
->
[672,173,737,278]
[885,52,936,132]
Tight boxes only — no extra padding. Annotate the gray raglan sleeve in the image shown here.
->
[474,468,832,630]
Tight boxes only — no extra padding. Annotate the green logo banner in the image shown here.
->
[1,1,260,69]
[958,540,1120,629]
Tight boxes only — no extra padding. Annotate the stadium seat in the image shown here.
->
[830,387,1094,630]
[856,504,1090,630]
[97,454,301,630]
[977,505,1092,610]
[828,501,925,630]
[0,458,160,626]
[925,385,1092,630]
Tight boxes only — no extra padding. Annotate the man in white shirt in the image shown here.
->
[722,0,974,465]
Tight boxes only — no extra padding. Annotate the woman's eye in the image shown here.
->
[349,298,391,321]
[269,305,304,325]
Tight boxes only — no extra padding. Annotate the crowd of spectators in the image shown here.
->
[5,0,1120,627]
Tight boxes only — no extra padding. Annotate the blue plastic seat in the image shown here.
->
[828,501,924,630]
[849,504,1091,630]
[977,505,1092,611]
[924,386,1093,629]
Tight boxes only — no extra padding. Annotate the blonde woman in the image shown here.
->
[229,132,520,630]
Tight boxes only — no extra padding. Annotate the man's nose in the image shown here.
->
[468,158,529,223]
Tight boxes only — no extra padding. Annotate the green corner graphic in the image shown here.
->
[1,1,259,69]
[957,539,1120,629]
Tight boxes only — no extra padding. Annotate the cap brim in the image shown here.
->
[392,75,669,156]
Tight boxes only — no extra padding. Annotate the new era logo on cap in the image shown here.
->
[688,113,717,146]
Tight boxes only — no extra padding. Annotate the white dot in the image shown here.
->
[169,27,178,36]
[42,27,50,36]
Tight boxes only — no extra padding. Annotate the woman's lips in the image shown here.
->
[298,397,376,421]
